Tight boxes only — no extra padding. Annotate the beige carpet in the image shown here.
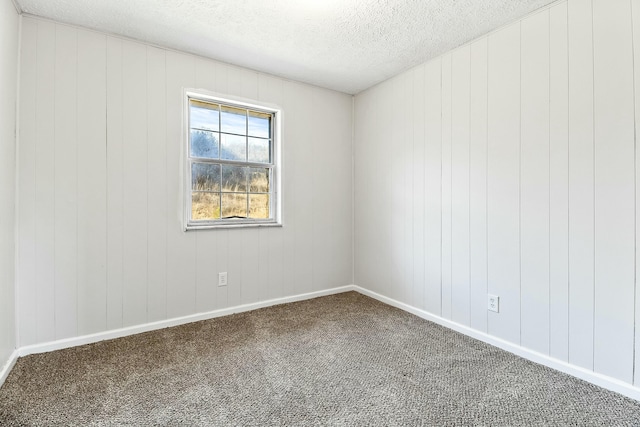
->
[1,291,639,426]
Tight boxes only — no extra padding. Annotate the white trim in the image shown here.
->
[0,349,19,388]
[18,285,356,357]
[353,285,640,402]
[7,283,640,403]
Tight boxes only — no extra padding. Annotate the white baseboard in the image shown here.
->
[9,283,639,403]
[18,285,357,357]
[0,349,19,388]
[353,285,640,402]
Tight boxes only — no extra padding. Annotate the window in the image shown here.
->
[185,91,281,229]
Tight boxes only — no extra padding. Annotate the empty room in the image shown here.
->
[2,0,640,424]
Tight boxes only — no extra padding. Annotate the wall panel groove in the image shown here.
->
[632,0,640,387]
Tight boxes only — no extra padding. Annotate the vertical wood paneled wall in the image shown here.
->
[0,0,19,367]
[16,16,353,347]
[355,0,640,386]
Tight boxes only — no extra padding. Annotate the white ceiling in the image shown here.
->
[15,0,555,94]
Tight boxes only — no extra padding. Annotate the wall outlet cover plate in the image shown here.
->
[488,294,499,313]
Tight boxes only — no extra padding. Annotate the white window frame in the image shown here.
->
[184,89,282,230]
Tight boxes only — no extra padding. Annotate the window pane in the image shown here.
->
[222,193,248,218]
[220,133,246,161]
[190,100,219,131]
[222,165,248,192]
[248,111,270,138]
[248,137,270,163]
[249,194,270,219]
[221,105,247,135]
[192,163,220,191]
[192,192,220,220]
[249,168,269,193]
[190,130,219,159]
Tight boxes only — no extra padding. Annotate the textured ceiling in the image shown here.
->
[15,0,555,94]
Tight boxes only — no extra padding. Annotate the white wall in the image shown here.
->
[355,0,640,387]
[0,0,19,370]
[16,16,353,347]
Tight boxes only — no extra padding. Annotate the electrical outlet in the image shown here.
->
[218,272,228,287]
[488,294,499,313]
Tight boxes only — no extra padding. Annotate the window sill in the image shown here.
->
[185,221,283,231]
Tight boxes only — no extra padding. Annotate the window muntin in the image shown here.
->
[186,93,279,229]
